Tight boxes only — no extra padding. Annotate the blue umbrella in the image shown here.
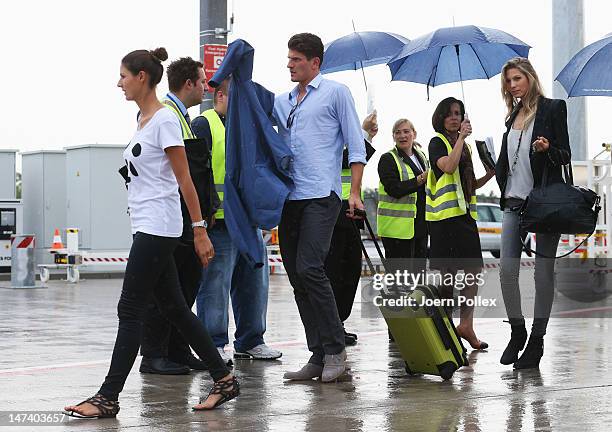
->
[556,33,612,97]
[388,25,530,99]
[321,30,409,89]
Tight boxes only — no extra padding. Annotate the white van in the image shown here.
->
[476,203,502,258]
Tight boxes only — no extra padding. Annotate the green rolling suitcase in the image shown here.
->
[357,212,468,380]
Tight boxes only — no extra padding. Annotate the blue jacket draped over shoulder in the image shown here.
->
[209,38,294,267]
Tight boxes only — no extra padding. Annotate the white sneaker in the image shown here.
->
[234,344,282,360]
[217,347,233,367]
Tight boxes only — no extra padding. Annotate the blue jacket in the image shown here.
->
[209,39,294,267]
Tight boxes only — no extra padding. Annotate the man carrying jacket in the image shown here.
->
[192,79,282,365]
[274,33,367,382]
[139,57,217,374]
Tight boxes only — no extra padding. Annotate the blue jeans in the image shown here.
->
[196,223,269,352]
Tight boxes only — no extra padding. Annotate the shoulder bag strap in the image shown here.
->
[521,232,594,259]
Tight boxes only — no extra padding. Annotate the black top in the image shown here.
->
[495,96,571,210]
[341,139,376,170]
[377,145,428,238]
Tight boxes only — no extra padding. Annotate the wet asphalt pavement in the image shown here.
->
[0,271,611,431]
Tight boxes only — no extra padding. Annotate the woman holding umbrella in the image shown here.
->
[496,57,570,369]
[426,97,495,350]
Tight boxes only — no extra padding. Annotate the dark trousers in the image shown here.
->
[324,222,362,323]
[141,242,202,363]
[278,193,344,365]
[98,233,229,401]
[381,236,428,260]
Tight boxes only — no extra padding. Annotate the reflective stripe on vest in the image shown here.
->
[425,133,478,221]
[341,168,352,200]
[161,99,195,139]
[200,109,226,219]
[377,147,425,240]
[341,168,364,200]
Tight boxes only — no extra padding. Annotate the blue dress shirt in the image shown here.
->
[273,74,367,201]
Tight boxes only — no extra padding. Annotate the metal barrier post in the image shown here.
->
[10,234,41,289]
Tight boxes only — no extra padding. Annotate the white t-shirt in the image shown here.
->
[505,120,535,200]
[123,107,184,237]
[409,153,424,172]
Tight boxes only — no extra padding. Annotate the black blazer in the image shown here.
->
[495,96,571,209]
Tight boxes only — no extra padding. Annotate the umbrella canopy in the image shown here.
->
[556,33,612,97]
[321,31,409,74]
[388,25,530,88]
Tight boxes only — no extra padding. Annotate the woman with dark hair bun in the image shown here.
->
[426,97,495,351]
[64,48,239,418]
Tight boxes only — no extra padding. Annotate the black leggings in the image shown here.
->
[98,232,229,401]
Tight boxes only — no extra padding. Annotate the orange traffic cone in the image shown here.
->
[51,228,64,250]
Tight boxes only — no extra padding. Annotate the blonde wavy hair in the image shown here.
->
[500,57,544,127]
[392,118,416,136]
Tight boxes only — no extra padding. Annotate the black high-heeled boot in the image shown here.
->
[500,322,528,365]
[513,334,544,369]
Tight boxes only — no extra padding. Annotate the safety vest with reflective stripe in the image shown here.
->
[425,133,478,222]
[161,98,196,139]
[200,109,226,219]
[377,147,427,239]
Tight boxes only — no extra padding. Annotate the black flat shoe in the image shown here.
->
[344,330,358,340]
[193,376,240,410]
[514,335,544,370]
[139,357,190,375]
[344,333,357,346]
[500,322,528,365]
[170,354,209,371]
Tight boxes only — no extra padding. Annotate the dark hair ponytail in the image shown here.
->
[121,47,168,89]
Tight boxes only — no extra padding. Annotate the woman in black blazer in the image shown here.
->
[495,57,571,369]
[377,118,429,260]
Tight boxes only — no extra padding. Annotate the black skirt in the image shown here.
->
[429,213,483,270]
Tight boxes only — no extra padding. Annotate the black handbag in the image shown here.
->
[519,163,601,258]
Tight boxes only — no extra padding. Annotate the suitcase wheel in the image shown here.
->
[438,362,457,381]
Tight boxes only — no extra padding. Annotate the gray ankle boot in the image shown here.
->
[321,350,347,382]
[283,363,323,381]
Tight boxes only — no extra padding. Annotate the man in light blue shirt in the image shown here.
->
[273,33,366,383]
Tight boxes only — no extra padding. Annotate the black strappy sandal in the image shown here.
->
[193,376,240,411]
[64,393,120,419]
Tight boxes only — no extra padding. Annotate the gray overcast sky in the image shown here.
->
[1,0,611,193]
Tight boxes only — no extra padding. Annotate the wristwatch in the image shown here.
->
[191,220,208,229]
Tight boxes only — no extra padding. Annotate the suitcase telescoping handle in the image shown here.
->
[353,208,390,273]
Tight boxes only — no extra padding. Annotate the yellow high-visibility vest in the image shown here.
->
[377,147,428,239]
[341,168,352,200]
[425,133,477,222]
[161,98,195,139]
[197,109,226,219]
